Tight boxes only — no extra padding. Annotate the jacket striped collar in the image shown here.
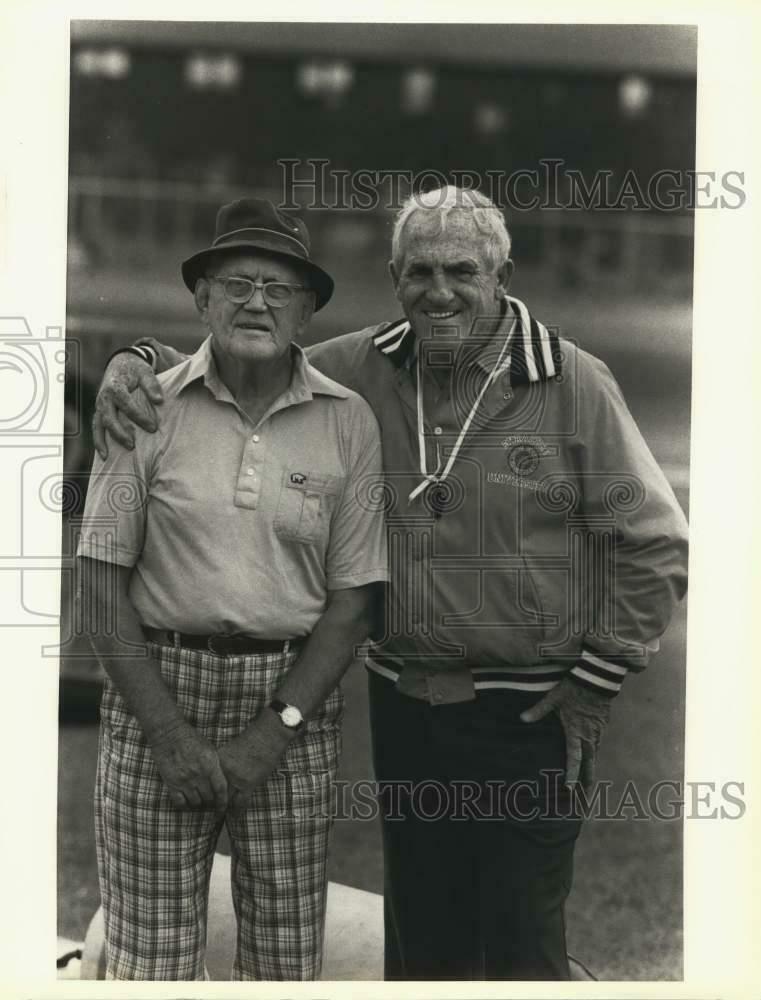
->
[370,295,561,386]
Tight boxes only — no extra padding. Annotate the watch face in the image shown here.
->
[281,705,303,728]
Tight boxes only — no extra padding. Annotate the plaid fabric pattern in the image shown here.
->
[94,642,342,981]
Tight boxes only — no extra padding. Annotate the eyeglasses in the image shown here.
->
[212,276,309,309]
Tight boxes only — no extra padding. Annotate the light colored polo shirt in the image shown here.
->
[77,336,388,637]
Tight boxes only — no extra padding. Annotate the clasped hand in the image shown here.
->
[150,714,292,813]
[217,709,294,814]
[149,720,228,811]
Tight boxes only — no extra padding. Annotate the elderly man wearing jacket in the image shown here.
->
[93,185,688,981]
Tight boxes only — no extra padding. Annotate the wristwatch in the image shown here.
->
[269,699,304,731]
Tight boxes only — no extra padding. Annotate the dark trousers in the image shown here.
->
[368,671,583,981]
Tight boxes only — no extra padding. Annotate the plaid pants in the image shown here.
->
[94,642,342,981]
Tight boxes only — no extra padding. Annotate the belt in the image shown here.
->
[142,627,306,656]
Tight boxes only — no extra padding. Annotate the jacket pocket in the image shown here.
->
[273,469,343,544]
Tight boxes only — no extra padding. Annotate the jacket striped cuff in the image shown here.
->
[106,345,156,369]
[569,650,629,697]
[131,342,158,368]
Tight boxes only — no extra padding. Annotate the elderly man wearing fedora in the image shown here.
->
[77,198,388,980]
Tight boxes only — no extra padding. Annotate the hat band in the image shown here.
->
[213,227,309,258]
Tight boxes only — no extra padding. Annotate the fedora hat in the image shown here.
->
[181,198,334,310]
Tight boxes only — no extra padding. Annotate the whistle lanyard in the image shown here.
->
[408,311,515,504]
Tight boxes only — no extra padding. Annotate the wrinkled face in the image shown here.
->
[389,211,513,344]
[195,250,314,367]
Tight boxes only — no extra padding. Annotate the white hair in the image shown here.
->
[391,185,512,271]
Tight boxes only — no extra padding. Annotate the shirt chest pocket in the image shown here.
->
[273,470,344,545]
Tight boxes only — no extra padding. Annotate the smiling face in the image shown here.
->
[194,250,314,369]
[389,210,513,344]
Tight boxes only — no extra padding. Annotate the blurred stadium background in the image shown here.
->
[59,21,695,980]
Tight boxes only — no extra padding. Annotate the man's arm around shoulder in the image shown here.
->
[92,338,191,458]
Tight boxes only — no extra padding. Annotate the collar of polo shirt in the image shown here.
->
[177,337,351,403]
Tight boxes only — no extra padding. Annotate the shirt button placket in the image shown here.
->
[251,434,262,495]
[237,432,264,507]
